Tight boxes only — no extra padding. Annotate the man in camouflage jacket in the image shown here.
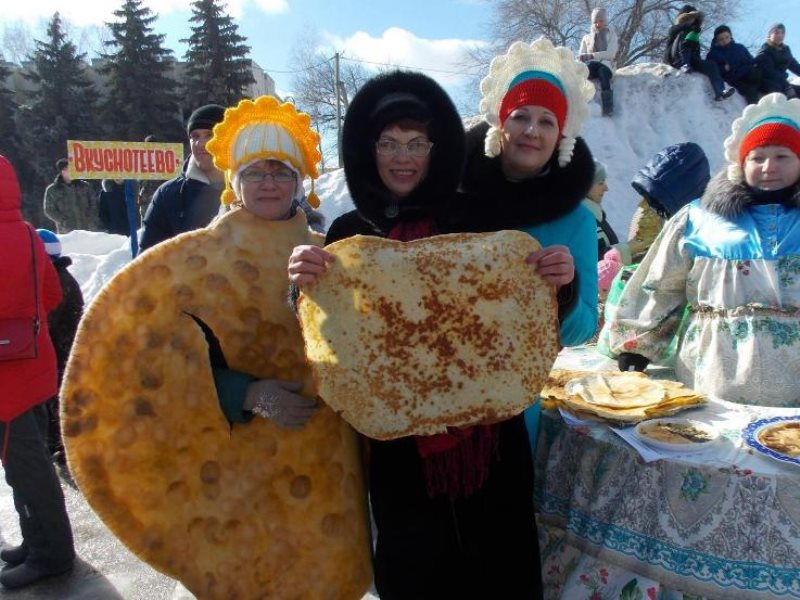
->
[43,158,100,233]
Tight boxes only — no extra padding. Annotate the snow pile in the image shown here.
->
[582,62,744,235]
[68,64,746,300]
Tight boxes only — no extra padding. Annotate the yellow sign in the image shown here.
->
[67,140,184,180]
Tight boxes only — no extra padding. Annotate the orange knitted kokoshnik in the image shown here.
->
[499,78,568,133]
[739,121,800,164]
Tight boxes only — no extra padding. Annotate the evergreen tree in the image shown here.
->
[0,59,19,164]
[101,0,182,142]
[17,13,98,226]
[181,0,255,107]
[21,13,97,165]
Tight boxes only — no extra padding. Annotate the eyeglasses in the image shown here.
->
[375,139,434,157]
[239,169,296,184]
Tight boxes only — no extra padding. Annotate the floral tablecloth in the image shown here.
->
[536,346,800,600]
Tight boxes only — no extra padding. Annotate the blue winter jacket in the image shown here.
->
[631,142,710,218]
[520,204,598,453]
[706,42,756,85]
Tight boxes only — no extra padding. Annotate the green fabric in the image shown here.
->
[684,30,701,44]
[213,367,256,424]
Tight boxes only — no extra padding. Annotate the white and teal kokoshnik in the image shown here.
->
[608,199,800,407]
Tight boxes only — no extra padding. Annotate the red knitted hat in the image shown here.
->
[739,120,800,164]
[499,77,567,133]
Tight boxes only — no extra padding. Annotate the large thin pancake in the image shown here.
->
[297,231,560,440]
[61,209,371,599]
[560,372,705,423]
[569,373,665,408]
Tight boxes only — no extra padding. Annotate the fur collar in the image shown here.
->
[341,71,466,234]
[701,171,800,218]
[676,11,703,26]
[457,122,594,232]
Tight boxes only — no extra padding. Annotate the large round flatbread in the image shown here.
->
[567,373,665,408]
[61,209,371,599]
[297,231,560,440]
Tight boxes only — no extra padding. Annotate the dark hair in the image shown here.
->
[713,25,732,43]
[55,158,69,171]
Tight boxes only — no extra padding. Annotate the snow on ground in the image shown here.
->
[0,64,748,598]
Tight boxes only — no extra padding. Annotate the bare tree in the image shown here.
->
[480,0,740,68]
[290,34,371,134]
[1,20,35,65]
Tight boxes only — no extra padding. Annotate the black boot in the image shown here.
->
[0,545,27,567]
[601,89,614,116]
[0,560,73,589]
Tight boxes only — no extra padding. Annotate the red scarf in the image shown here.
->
[388,217,500,499]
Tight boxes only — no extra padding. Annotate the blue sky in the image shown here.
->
[3,0,799,112]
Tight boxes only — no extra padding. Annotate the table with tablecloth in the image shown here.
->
[536,346,800,600]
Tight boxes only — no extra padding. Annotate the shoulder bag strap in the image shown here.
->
[26,225,41,335]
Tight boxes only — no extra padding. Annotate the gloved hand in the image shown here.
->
[244,379,318,430]
[617,352,650,372]
[578,53,593,62]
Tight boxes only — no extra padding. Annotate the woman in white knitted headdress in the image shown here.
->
[609,93,800,407]
[460,37,599,408]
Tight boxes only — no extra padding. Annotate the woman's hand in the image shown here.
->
[526,245,575,288]
[244,379,319,430]
[288,245,334,288]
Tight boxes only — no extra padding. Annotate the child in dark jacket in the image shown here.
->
[664,5,734,101]
[36,229,84,466]
[756,23,800,99]
[707,25,766,104]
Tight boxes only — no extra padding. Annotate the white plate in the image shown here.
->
[634,418,719,452]
[744,416,800,467]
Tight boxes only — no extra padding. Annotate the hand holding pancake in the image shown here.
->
[244,379,319,429]
[288,245,335,288]
[527,244,575,288]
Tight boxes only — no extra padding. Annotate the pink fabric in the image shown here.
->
[598,248,623,293]
[0,155,62,422]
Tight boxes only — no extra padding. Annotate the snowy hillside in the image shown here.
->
[65,63,747,302]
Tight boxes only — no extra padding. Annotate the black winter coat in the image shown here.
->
[98,179,131,236]
[48,256,84,378]
[663,11,704,69]
[328,70,542,600]
[138,160,223,253]
[707,41,757,85]
[756,42,800,93]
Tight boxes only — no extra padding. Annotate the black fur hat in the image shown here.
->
[341,70,465,230]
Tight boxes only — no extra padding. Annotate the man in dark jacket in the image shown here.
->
[138,104,226,253]
[664,5,734,101]
[756,23,800,98]
[36,229,84,467]
[98,179,131,236]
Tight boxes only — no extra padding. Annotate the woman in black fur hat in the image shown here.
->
[289,69,546,599]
